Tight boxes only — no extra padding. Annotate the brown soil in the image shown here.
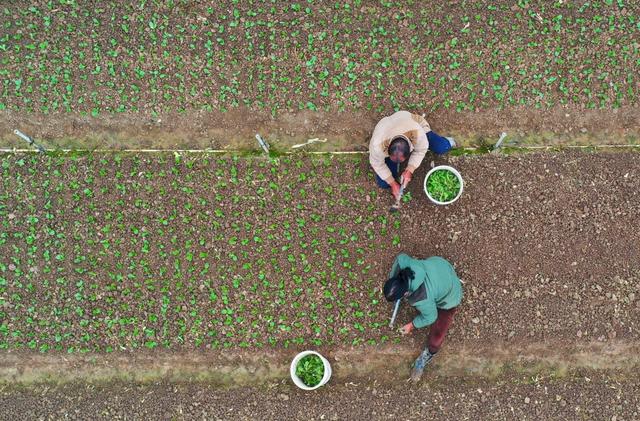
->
[2,151,640,353]
[2,150,639,420]
[1,368,638,421]
[1,107,639,151]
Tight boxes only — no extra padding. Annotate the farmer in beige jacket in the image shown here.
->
[369,111,456,199]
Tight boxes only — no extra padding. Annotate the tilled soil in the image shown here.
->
[1,369,638,421]
[1,150,640,352]
[2,148,640,419]
[404,150,640,347]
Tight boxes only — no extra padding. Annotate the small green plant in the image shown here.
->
[1,153,395,353]
[295,354,324,387]
[426,169,461,202]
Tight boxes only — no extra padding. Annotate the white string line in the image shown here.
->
[0,148,365,154]
[0,145,639,154]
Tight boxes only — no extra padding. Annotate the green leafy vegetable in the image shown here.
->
[295,354,325,387]
[426,169,461,203]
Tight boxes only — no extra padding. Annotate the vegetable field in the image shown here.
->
[0,153,400,352]
[2,150,640,356]
[1,1,640,418]
[1,1,638,117]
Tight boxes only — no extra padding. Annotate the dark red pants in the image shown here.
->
[427,307,458,354]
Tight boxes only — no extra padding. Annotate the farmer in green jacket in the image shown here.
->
[383,253,463,381]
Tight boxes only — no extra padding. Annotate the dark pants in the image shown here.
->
[375,130,452,189]
[427,307,457,354]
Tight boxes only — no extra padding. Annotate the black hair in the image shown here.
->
[388,136,411,158]
[383,267,415,301]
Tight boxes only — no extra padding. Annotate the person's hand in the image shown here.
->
[390,181,401,200]
[399,322,414,335]
[401,169,413,186]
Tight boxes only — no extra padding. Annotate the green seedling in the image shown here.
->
[295,354,324,387]
[2,2,634,117]
[2,153,397,353]
[426,169,461,202]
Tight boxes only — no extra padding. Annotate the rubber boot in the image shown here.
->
[410,349,436,382]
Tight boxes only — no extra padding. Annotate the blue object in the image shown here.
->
[426,130,453,155]
[389,299,401,328]
[375,157,400,189]
[375,130,452,188]
[411,349,435,381]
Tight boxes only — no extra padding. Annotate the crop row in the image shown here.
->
[0,153,408,352]
[0,0,637,116]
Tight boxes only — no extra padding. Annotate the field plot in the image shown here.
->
[0,153,400,352]
[1,369,640,420]
[1,150,639,355]
[1,1,639,150]
[2,0,638,115]
[2,0,640,418]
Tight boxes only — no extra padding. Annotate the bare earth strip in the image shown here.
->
[0,368,639,421]
[1,107,639,151]
[1,340,639,386]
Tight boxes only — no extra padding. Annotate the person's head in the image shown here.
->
[383,267,415,301]
[388,135,411,163]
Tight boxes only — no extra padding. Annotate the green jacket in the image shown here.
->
[389,253,463,329]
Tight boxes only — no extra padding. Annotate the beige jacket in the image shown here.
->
[368,111,431,181]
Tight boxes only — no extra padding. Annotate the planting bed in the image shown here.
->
[1,150,639,355]
[1,1,637,116]
[0,153,399,352]
[1,1,639,150]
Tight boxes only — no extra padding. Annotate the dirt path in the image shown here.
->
[2,107,639,151]
[1,340,639,386]
[1,368,638,421]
